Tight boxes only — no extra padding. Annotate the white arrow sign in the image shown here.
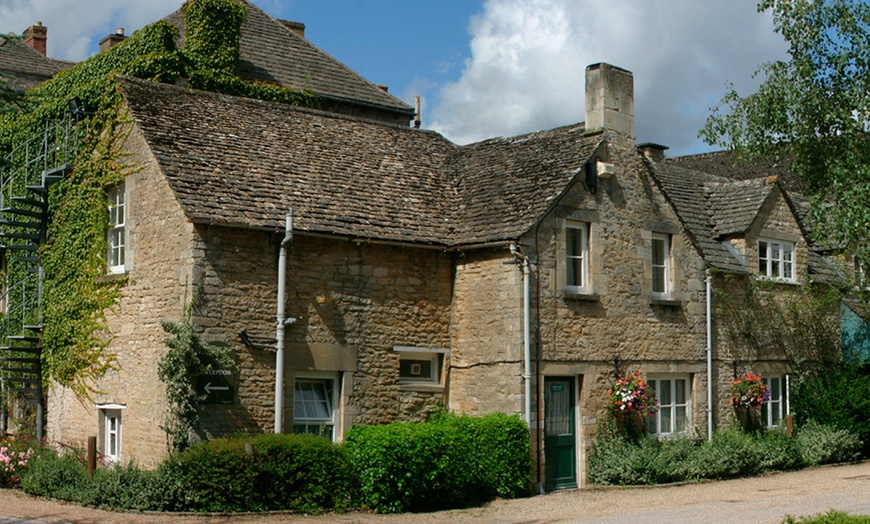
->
[203,382,230,395]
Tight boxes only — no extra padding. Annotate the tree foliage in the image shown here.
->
[701,0,870,265]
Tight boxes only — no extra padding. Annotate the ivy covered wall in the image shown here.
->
[0,0,318,401]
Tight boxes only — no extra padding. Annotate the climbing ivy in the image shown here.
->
[158,304,237,453]
[0,0,319,401]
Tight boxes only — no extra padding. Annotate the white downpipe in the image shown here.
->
[274,210,293,434]
[522,257,532,426]
[511,243,532,426]
[706,272,713,441]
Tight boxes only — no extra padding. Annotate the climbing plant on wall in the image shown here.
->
[0,0,318,402]
[158,297,237,452]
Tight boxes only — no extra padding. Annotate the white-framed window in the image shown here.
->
[762,375,788,428]
[293,374,337,441]
[651,233,671,297]
[758,239,795,282]
[565,221,589,292]
[107,183,126,274]
[646,376,690,438]
[97,404,125,464]
[394,346,447,385]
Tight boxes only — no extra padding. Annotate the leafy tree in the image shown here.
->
[701,0,870,267]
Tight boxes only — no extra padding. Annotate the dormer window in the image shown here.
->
[758,239,794,282]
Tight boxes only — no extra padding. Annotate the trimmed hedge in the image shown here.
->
[345,411,531,513]
[164,433,353,513]
[17,412,530,514]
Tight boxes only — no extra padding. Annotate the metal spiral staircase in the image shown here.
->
[0,112,85,440]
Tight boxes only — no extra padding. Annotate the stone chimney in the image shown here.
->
[23,22,47,56]
[638,143,669,162]
[279,20,305,38]
[99,28,127,53]
[585,63,634,145]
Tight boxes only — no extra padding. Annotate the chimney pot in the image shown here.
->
[99,28,128,53]
[23,22,48,56]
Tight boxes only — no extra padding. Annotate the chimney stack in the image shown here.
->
[23,22,47,56]
[279,20,305,38]
[585,63,634,145]
[638,143,669,162]
[99,28,127,53]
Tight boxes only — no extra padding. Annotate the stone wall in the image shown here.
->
[47,123,196,467]
[449,247,525,417]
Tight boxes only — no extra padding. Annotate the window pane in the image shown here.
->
[675,406,687,432]
[759,241,768,274]
[652,238,665,265]
[567,228,581,257]
[545,383,571,436]
[652,267,665,293]
[661,404,672,433]
[660,380,672,406]
[675,379,686,404]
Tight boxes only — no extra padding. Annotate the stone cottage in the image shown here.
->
[5,1,828,491]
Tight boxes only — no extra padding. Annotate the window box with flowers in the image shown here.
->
[730,373,770,433]
[608,371,659,439]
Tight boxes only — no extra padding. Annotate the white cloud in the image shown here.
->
[0,0,183,61]
[428,0,789,155]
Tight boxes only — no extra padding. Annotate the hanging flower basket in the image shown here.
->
[729,373,769,409]
[730,373,768,433]
[608,371,658,440]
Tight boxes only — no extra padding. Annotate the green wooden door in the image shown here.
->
[544,377,577,490]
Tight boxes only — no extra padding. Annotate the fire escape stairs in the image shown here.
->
[0,113,85,439]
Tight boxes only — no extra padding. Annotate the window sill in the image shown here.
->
[97,271,128,284]
[561,290,600,302]
[650,296,682,307]
[398,383,445,394]
[754,277,799,286]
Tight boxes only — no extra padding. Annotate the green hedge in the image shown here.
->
[165,433,353,513]
[345,411,531,513]
[589,422,861,486]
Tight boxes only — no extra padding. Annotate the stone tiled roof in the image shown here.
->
[119,77,601,247]
[707,177,775,237]
[0,35,71,90]
[645,159,753,274]
[163,0,413,119]
[451,125,602,246]
[668,150,800,192]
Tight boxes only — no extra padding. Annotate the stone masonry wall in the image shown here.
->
[191,229,455,439]
[47,123,196,467]
[449,247,525,417]
[531,143,711,485]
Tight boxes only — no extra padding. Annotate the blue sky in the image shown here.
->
[0,0,789,156]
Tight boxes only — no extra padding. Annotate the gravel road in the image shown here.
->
[1,461,868,524]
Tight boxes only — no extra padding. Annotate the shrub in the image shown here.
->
[165,433,352,513]
[345,420,478,513]
[430,411,532,499]
[0,438,36,488]
[792,364,870,456]
[796,420,862,466]
[345,411,530,513]
[19,448,89,501]
[684,426,760,480]
[754,427,803,472]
